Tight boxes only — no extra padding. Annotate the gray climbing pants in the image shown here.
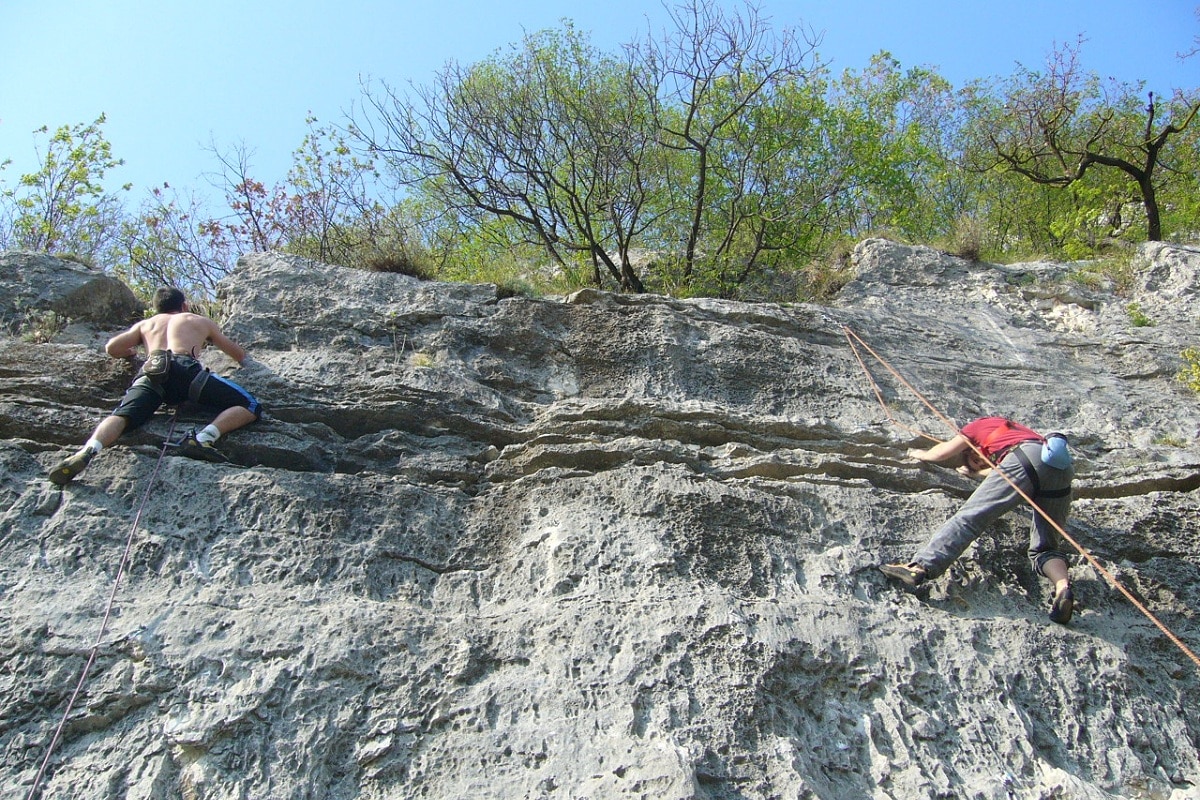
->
[914,441,1074,579]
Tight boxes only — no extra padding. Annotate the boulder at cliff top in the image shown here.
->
[0,251,141,333]
[1,241,1198,800]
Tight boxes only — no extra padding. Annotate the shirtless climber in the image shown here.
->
[48,287,261,485]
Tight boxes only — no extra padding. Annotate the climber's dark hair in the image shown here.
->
[153,287,186,314]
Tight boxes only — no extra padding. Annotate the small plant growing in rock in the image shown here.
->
[1096,255,1137,295]
[1066,255,1137,294]
[1154,433,1188,448]
[944,215,985,262]
[1066,268,1107,290]
[494,278,535,299]
[16,308,67,343]
[1177,347,1200,394]
[1126,302,1154,327]
[386,311,406,365]
[367,252,432,280]
[409,351,436,368]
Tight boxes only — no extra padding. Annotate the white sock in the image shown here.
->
[84,438,104,455]
[196,424,221,444]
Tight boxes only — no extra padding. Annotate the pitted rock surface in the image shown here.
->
[2,240,1198,799]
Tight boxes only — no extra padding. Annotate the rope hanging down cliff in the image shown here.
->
[842,324,1200,673]
[25,413,179,800]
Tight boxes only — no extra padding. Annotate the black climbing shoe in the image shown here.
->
[170,431,229,464]
[48,448,96,486]
[1049,585,1074,625]
[879,562,927,587]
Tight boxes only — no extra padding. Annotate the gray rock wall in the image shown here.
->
[1,241,1198,799]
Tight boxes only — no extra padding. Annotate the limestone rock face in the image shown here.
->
[2,242,1198,800]
[0,251,142,332]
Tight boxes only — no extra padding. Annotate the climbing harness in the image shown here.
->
[25,413,179,800]
[188,366,212,404]
[979,419,1072,500]
[1010,446,1071,500]
[843,324,1200,673]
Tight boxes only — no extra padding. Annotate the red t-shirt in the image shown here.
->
[961,417,1044,458]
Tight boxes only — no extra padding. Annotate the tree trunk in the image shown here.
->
[1139,174,1162,242]
[621,258,646,293]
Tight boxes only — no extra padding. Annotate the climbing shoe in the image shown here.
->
[879,562,927,587]
[1049,585,1074,625]
[170,430,229,464]
[48,448,96,486]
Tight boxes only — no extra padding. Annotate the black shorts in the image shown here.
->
[111,354,261,430]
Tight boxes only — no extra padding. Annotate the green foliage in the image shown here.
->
[119,186,239,301]
[638,4,823,293]
[1154,433,1188,448]
[364,252,432,280]
[22,310,66,342]
[779,240,858,304]
[3,115,129,260]
[825,53,961,244]
[348,11,1200,298]
[1154,92,1200,243]
[2,6,1197,305]
[408,351,437,368]
[280,115,408,268]
[959,39,1200,246]
[1178,347,1200,394]
[1126,302,1154,327]
[935,215,986,261]
[0,158,11,249]
[420,208,590,296]
[3,300,67,342]
[1064,254,1136,294]
[1100,255,1138,295]
[352,2,829,297]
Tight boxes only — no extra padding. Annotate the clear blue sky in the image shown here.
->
[1,0,1196,202]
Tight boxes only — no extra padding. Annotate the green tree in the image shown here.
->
[353,22,660,291]
[963,39,1200,244]
[351,0,828,296]
[284,114,412,268]
[119,185,239,299]
[635,0,819,293]
[823,53,959,243]
[0,156,13,249]
[4,114,130,260]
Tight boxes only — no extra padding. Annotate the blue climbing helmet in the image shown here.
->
[1041,432,1072,469]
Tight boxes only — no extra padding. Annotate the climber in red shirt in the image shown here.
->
[880,417,1076,624]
